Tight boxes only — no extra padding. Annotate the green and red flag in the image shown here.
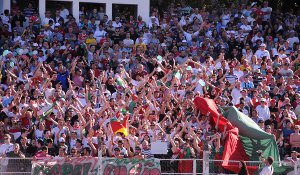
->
[194,97,282,174]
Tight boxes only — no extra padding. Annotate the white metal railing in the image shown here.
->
[0,156,298,175]
[0,157,32,174]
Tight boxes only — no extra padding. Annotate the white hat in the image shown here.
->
[32,50,38,55]
[260,98,266,102]
[182,40,187,43]
[33,43,38,47]
[55,23,60,27]
[260,43,266,47]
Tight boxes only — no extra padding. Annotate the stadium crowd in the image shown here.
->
[0,0,300,173]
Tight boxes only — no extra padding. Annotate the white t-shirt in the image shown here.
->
[94,30,107,43]
[259,165,273,175]
[256,105,271,121]
[287,37,300,48]
[60,9,69,22]
[112,22,122,28]
[255,49,270,60]
[240,24,252,34]
[42,17,54,26]
[221,14,230,26]
[51,126,68,145]
[231,88,242,105]
[0,143,14,155]
[261,7,272,21]
[35,129,44,140]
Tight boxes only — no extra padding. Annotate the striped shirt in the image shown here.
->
[225,74,238,84]
[253,76,263,88]
[142,148,153,158]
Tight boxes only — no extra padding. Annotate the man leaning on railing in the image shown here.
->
[4,143,27,173]
[0,134,14,173]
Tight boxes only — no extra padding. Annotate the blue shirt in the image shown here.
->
[57,71,69,90]
[242,81,254,90]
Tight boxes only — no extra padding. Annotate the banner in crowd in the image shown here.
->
[32,157,161,175]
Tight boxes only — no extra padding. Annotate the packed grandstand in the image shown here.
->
[0,0,300,174]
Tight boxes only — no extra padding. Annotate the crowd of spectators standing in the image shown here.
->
[0,0,300,173]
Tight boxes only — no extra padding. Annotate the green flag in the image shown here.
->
[40,102,56,122]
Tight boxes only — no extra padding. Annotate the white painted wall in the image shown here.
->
[0,0,11,14]
[38,0,150,23]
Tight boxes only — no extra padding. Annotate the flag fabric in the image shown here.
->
[40,102,56,122]
[194,97,285,174]
[222,107,282,169]
[194,97,250,173]
[110,116,129,136]
[115,75,126,88]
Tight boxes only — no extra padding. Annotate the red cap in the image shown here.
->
[30,16,38,22]
[286,85,293,91]
[270,99,276,104]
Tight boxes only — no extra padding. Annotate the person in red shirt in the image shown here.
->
[34,146,52,160]
[78,27,88,43]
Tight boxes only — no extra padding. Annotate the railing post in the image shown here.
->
[98,136,103,175]
[203,151,210,175]
[193,159,197,175]
[295,160,298,175]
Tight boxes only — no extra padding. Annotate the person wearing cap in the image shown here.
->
[252,69,264,88]
[255,98,270,121]
[254,43,270,60]
[287,30,299,48]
